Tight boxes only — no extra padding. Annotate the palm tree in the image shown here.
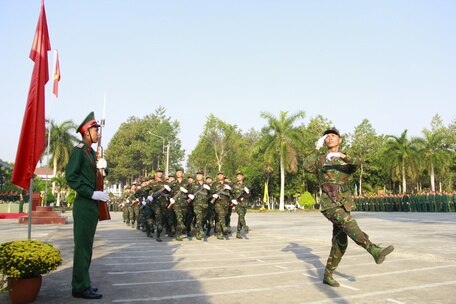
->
[260,110,305,210]
[415,130,448,192]
[46,119,78,196]
[50,172,68,206]
[383,130,420,193]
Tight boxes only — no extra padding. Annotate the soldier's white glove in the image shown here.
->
[203,184,211,190]
[231,199,238,205]
[147,195,153,201]
[326,152,341,161]
[164,185,171,192]
[180,187,188,193]
[91,191,109,201]
[141,200,146,206]
[96,158,107,169]
[188,194,195,200]
[244,186,250,194]
[316,135,327,150]
[169,198,175,204]
[212,194,219,199]
[224,185,232,190]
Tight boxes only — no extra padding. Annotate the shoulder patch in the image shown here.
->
[76,143,84,148]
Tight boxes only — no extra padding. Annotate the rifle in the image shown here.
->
[187,183,211,203]
[96,114,111,221]
[210,184,232,204]
[231,186,250,206]
[168,186,188,209]
[147,185,171,205]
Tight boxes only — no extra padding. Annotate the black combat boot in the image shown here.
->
[156,231,162,242]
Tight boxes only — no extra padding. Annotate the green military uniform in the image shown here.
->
[232,171,250,239]
[188,172,210,240]
[169,171,189,241]
[148,176,169,241]
[65,112,102,298]
[304,128,394,288]
[211,174,232,239]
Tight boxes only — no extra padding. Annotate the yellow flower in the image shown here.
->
[0,240,62,281]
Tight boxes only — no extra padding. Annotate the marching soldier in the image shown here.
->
[148,168,171,242]
[169,168,190,241]
[231,171,250,239]
[211,172,232,240]
[304,127,394,288]
[187,170,211,240]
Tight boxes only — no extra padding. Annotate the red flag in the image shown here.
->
[12,0,51,189]
[52,50,60,97]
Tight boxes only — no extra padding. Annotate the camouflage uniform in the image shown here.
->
[211,176,232,240]
[188,177,210,240]
[231,172,250,239]
[305,128,394,287]
[148,177,169,242]
[169,175,189,241]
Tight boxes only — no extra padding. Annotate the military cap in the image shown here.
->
[77,111,100,134]
[205,176,212,180]
[187,175,194,179]
[196,170,204,175]
[156,168,164,173]
[235,170,244,176]
[323,127,340,137]
[175,167,184,172]
[217,171,224,175]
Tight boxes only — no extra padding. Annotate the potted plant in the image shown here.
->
[0,240,62,304]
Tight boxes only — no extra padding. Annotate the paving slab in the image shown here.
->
[0,211,455,303]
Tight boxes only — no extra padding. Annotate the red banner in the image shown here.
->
[12,0,51,189]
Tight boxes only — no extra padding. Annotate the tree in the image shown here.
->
[105,107,184,184]
[383,130,420,193]
[187,114,241,175]
[46,119,78,175]
[50,172,67,206]
[260,110,305,211]
[347,119,382,195]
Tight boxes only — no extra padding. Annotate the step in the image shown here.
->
[18,215,68,225]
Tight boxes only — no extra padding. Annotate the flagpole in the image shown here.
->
[28,180,33,240]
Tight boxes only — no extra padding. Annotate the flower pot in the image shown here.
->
[8,276,42,304]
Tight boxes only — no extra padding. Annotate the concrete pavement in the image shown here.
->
[0,211,455,303]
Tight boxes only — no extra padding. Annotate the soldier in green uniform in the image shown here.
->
[211,172,232,240]
[148,169,171,242]
[65,112,104,299]
[204,176,215,236]
[304,127,394,288]
[231,171,250,239]
[169,168,189,241]
[187,170,211,240]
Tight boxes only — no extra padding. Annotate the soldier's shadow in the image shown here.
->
[282,242,350,304]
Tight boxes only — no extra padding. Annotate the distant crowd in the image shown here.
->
[354,191,456,212]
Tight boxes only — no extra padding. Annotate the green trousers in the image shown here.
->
[322,206,372,274]
[72,197,98,292]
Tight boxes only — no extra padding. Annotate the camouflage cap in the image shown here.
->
[175,167,184,172]
[323,127,340,137]
[155,168,164,173]
[235,170,244,176]
[196,170,204,175]
[217,171,224,176]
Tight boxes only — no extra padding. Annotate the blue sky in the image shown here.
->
[1,0,455,163]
